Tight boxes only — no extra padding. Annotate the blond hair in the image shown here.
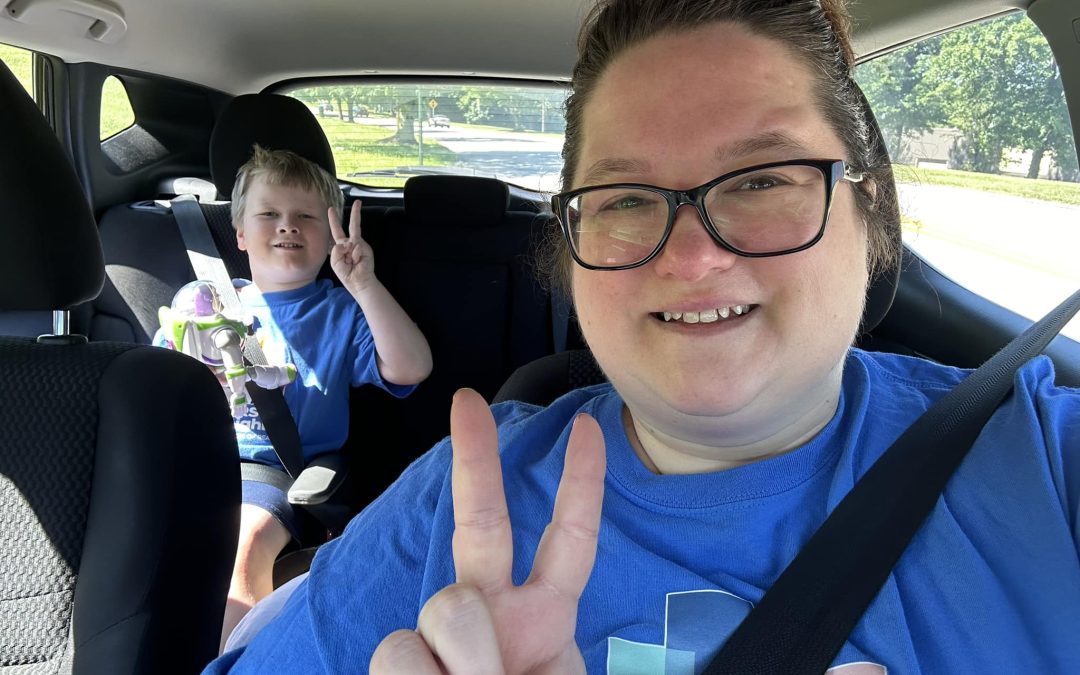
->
[230,144,344,228]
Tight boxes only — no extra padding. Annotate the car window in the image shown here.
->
[855,13,1080,340]
[100,75,135,141]
[0,42,34,98]
[283,82,568,192]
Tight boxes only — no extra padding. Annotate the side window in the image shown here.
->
[855,13,1080,340]
[0,42,34,98]
[100,75,135,140]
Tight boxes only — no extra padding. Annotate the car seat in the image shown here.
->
[0,61,240,674]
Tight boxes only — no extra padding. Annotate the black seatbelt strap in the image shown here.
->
[705,286,1080,675]
[172,196,306,479]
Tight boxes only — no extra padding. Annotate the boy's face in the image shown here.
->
[236,177,333,292]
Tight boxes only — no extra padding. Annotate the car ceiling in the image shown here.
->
[0,0,1031,94]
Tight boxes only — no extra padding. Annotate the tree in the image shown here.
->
[856,38,944,160]
[916,15,1076,178]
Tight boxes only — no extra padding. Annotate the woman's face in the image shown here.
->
[572,23,869,452]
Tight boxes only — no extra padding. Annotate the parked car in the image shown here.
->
[0,0,1077,671]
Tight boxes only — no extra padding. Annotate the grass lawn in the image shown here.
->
[1,44,33,94]
[894,164,1080,207]
[314,116,456,185]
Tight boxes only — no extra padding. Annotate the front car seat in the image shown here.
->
[0,61,240,674]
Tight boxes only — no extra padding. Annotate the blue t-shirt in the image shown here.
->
[234,279,415,466]
[157,279,415,468]
[207,349,1080,673]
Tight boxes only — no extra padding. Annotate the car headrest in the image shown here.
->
[404,175,510,229]
[0,61,104,311]
[209,93,336,198]
[856,82,901,335]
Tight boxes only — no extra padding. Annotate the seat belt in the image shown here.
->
[171,196,307,481]
[705,286,1080,674]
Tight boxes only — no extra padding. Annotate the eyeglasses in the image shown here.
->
[552,159,863,271]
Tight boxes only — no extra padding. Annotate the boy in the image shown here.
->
[168,145,432,650]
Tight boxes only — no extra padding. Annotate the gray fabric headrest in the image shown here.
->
[209,94,336,197]
[404,175,510,228]
[0,61,103,311]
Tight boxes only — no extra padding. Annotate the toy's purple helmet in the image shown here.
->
[172,280,224,318]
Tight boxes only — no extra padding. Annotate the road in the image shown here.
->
[897,183,1080,340]
[423,125,564,192]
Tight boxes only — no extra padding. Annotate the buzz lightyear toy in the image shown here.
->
[158,280,296,416]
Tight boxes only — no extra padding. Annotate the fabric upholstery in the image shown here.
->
[403,175,510,228]
[209,94,335,197]
[347,180,553,507]
[0,62,103,311]
[1,57,239,674]
[0,339,240,674]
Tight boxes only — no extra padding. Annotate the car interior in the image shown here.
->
[1,0,1078,671]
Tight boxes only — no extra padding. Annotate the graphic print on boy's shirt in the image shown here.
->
[607,589,886,675]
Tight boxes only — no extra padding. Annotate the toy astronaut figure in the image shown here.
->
[158,280,296,417]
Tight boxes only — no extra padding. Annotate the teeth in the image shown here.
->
[660,305,751,323]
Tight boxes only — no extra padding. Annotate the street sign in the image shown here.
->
[428,99,438,110]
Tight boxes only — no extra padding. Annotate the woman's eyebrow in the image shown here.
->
[714,131,809,165]
[579,158,651,186]
[579,131,811,187]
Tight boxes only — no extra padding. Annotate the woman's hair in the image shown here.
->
[539,0,900,295]
[230,144,344,229]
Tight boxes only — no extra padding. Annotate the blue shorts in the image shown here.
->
[241,479,301,543]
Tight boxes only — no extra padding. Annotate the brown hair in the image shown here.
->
[540,0,900,295]
[230,144,344,229]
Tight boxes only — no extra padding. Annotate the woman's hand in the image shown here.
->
[370,388,607,674]
[329,201,375,293]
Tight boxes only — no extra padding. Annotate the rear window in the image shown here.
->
[283,82,568,192]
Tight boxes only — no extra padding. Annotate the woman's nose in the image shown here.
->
[650,204,738,280]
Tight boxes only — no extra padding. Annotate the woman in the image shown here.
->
[209,0,1080,672]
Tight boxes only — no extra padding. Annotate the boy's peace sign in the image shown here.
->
[370,388,607,674]
[328,200,375,293]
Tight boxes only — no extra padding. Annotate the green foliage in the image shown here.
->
[896,164,1080,206]
[100,75,135,140]
[314,116,456,186]
[856,14,1077,181]
[857,37,942,158]
[456,86,566,132]
[0,43,33,94]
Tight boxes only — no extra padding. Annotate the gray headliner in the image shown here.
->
[0,0,1034,94]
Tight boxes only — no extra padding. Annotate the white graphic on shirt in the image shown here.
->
[606,589,886,674]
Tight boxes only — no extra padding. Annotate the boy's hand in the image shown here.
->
[329,201,376,293]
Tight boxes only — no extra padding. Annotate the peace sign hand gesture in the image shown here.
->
[329,200,375,293]
[370,388,607,674]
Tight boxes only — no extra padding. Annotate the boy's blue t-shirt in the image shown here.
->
[208,349,1080,673]
[157,279,415,467]
[234,279,414,466]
